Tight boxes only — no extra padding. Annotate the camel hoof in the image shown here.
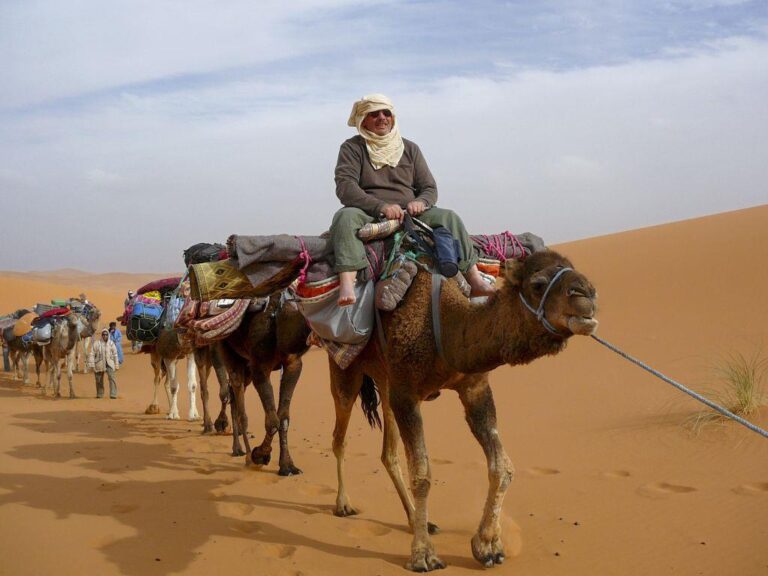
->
[251,447,272,466]
[201,423,214,434]
[406,551,446,572]
[334,505,358,517]
[214,417,229,434]
[69,393,76,399]
[145,404,161,415]
[231,448,246,457]
[427,522,440,535]
[471,534,505,568]
[278,465,302,476]
[167,414,180,420]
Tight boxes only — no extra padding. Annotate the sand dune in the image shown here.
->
[0,205,766,575]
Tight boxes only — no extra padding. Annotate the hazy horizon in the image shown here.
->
[2,1,767,272]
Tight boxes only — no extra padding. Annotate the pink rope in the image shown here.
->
[477,232,526,262]
[295,236,312,285]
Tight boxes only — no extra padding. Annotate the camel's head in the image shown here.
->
[505,250,598,337]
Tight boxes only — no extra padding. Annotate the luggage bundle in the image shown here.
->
[123,278,182,343]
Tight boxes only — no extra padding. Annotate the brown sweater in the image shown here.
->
[334,135,438,217]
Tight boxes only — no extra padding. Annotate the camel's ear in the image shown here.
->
[502,259,525,287]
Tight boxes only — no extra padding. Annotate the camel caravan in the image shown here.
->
[0,296,101,397]
[111,216,598,570]
[0,96,601,571]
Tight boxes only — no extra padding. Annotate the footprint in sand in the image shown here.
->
[337,519,392,537]
[194,467,216,476]
[432,458,453,465]
[97,482,121,492]
[602,470,631,479]
[249,473,280,485]
[299,483,336,497]
[111,504,139,514]
[732,482,768,496]
[230,520,263,535]
[522,467,561,477]
[638,482,697,497]
[217,501,256,517]
[260,543,297,559]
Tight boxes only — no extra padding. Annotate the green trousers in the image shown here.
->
[330,206,479,273]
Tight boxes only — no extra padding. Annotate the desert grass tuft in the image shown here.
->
[686,349,767,435]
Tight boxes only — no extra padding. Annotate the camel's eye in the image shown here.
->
[530,275,548,294]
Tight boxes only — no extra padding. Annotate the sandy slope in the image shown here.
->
[0,205,766,576]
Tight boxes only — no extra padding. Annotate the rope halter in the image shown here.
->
[519,266,573,336]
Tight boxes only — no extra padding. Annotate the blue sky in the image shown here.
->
[1,0,766,271]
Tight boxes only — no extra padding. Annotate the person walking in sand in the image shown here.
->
[108,321,124,365]
[87,328,120,399]
[331,93,495,306]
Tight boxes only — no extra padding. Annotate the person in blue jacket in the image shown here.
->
[108,321,124,365]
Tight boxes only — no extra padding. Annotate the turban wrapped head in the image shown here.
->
[347,94,404,169]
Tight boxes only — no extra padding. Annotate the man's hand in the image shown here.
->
[381,203,405,222]
[406,199,428,217]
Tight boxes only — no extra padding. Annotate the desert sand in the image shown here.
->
[0,205,766,576]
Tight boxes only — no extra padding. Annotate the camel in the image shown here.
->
[214,291,311,475]
[72,303,101,372]
[144,328,202,422]
[142,326,230,431]
[329,249,598,571]
[32,306,101,397]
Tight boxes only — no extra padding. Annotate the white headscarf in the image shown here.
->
[347,93,404,170]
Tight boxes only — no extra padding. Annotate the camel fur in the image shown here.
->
[215,292,310,475]
[329,249,598,571]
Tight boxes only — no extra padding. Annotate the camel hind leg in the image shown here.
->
[145,350,163,414]
[390,390,445,572]
[274,354,303,476]
[457,379,514,568]
[329,359,364,517]
[249,366,278,467]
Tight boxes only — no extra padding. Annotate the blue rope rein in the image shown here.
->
[590,334,768,439]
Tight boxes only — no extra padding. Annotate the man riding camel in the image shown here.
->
[331,93,495,306]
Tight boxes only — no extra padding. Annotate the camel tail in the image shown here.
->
[359,374,382,430]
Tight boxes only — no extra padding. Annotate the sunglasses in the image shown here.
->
[366,109,392,119]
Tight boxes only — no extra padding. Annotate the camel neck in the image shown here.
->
[439,281,565,373]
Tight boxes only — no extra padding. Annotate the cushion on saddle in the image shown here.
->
[183,242,228,267]
[293,276,340,299]
[375,258,418,311]
[38,307,70,320]
[476,258,501,277]
[357,219,401,241]
[137,277,182,295]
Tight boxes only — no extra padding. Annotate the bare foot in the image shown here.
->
[337,271,357,307]
[466,265,497,298]
[337,286,356,307]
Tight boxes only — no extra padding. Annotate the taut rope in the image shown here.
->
[591,334,768,439]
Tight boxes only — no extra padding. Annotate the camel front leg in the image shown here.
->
[458,381,514,568]
[65,348,76,398]
[165,359,181,420]
[195,347,214,433]
[391,392,445,572]
[250,367,278,467]
[186,352,200,421]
